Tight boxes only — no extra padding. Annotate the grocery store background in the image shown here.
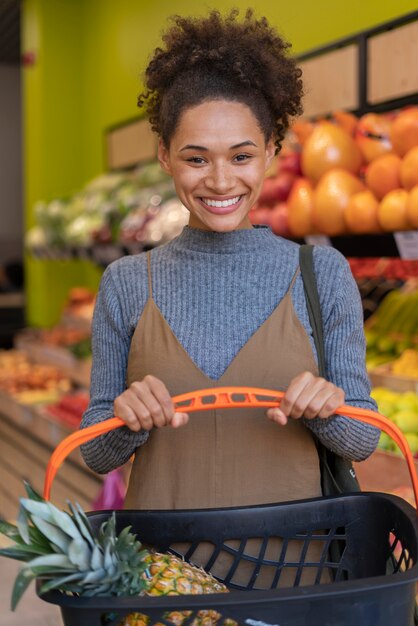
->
[0,0,418,626]
[0,0,415,328]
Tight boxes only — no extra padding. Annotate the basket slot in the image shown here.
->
[303,529,338,585]
[328,527,349,582]
[389,532,413,574]
[246,535,270,589]
[169,530,352,591]
[293,531,313,587]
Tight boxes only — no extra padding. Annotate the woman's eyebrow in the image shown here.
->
[180,140,257,152]
[180,144,208,152]
[230,140,257,149]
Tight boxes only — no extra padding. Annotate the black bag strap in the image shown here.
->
[299,245,326,378]
[299,244,360,496]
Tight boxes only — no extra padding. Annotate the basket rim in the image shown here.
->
[88,491,418,517]
[37,570,418,610]
[36,492,418,610]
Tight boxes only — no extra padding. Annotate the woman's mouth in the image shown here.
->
[199,195,243,214]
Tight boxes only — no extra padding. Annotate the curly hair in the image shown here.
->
[138,9,303,152]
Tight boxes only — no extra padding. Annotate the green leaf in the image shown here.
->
[82,568,108,584]
[103,543,117,575]
[27,553,74,570]
[0,520,22,543]
[23,482,45,502]
[30,516,71,552]
[48,503,83,540]
[20,499,56,524]
[29,565,74,576]
[16,506,30,545]
[0,543,50,561]
[90,544,104,570]
[68,539,91,570]
[11,567,37,610]
[67,502,96,548]
[38,572,83,594]
[28,525,53,551]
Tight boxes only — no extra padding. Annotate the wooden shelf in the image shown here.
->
[14,334,91,388]
[298,232,418,259]
[0,393,103,519]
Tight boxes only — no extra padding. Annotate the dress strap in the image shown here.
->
[286,266,300,294]
[147,251,153,299]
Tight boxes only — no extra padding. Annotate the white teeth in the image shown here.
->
[202,196,241,208]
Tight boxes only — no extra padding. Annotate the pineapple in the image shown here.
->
[121,609,231,626]
[0,483,233,626]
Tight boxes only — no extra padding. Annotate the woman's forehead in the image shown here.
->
[172,100,265,146]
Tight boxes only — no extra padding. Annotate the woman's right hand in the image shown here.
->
[113,375,189,432]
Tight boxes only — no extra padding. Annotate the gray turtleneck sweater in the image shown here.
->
[80,226,379,474]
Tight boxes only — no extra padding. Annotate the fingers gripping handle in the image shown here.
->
[43,386,418,512]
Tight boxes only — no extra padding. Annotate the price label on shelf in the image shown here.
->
[304,235,333,247]
[394,231,418,259]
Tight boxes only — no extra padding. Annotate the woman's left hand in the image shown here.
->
[266,371,345,426]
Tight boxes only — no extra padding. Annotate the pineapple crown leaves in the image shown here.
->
[0,482,150,610]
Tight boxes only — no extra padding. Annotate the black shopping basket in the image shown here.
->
[38,387,418,626]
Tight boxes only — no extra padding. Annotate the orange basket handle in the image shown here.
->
[43,386,418,511]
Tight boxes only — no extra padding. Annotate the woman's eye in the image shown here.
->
[234,153,252,162]
[187,156,206,165]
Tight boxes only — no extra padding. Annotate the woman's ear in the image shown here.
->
[264,138,276,172]
[158,139,172,175]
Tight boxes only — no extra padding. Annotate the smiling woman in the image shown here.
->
[80,9,379,532]
[158,100,276,231]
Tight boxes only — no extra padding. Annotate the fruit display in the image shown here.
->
[371,387,418,454]
[45,392,90,428]
[0,484,230,625]
[25,161,189,251]
[19,325,92,361]
[364,283,418,368]
[348,258,418,280]
[391,350,418,378]
[301,121,362,184]
[369,349,418,395]
[0,350,71,403]
[250,106,418,237]
[63,287,96,324]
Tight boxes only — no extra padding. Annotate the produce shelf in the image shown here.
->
[369,364,418,394]
[28,232,418,266]
[14,334,91,389]
[0,392,103,519]
[355,448,418,503]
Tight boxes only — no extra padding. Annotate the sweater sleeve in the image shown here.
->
[80,265,149,474]
[302,247,380,462]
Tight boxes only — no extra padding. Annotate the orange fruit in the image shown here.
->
[331,110,358,136]
[301,121,363,184]
[355,113,393,163]
[400,146,418,191]
[312,169,365,236]
[365,153,402,200]
[406,185,418,228]
[291,119,315,145]
[344,190,380,234]
[390,107,418,157]
[287,178,314,237]
[377,189,409,231]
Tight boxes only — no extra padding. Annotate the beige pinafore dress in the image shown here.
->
[125,251,325,587]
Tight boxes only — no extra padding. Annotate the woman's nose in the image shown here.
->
[205,164,235,193]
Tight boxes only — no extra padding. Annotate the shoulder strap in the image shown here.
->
[299,244,361,502]
[299,245,326,378]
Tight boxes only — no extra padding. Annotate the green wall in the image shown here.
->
[22,0,418,326]
[23,0,102,326]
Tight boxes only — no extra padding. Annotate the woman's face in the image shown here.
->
[158,100,276,231]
